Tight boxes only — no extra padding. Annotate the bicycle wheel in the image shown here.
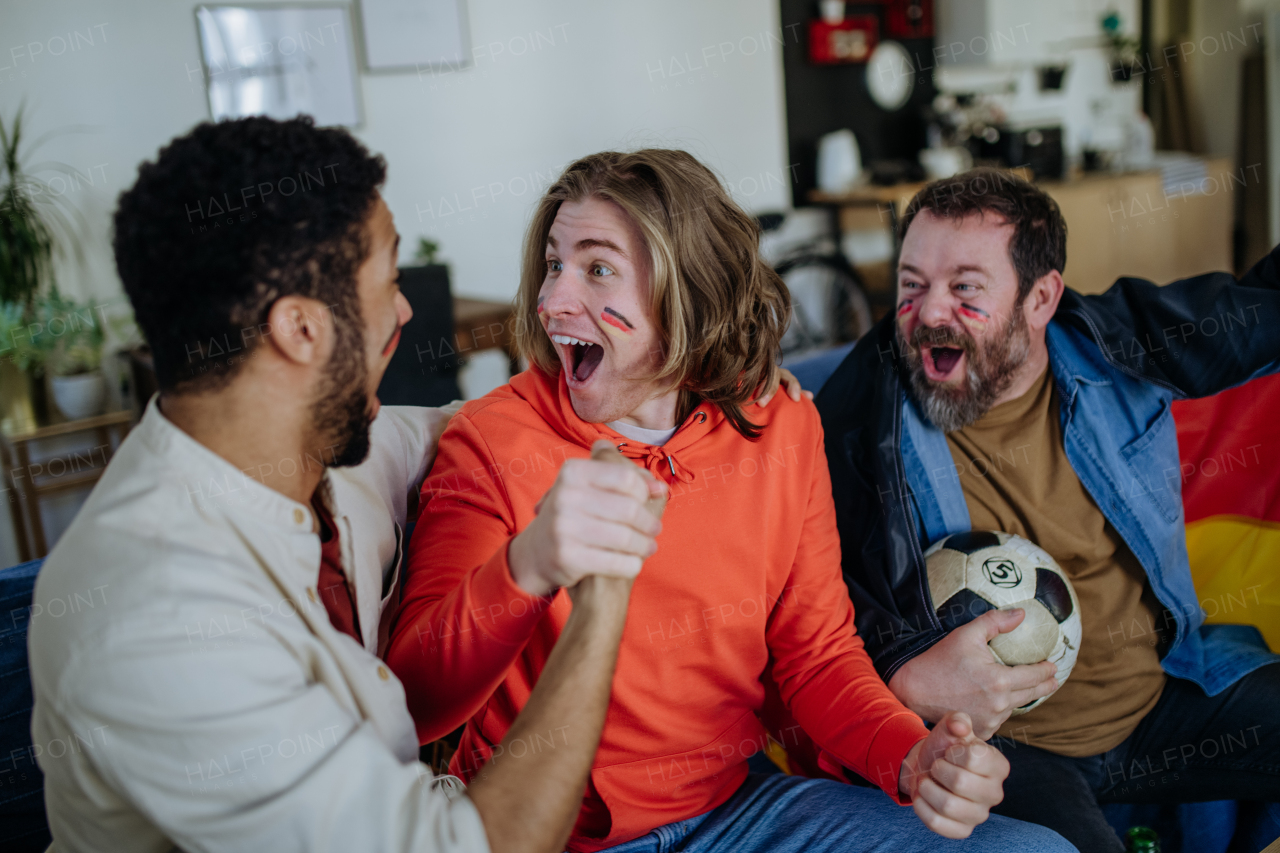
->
[775,254,874,355]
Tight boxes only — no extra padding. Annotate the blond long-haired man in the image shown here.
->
[386,151,1074,853]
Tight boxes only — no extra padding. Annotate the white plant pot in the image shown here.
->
[51,371,107,420]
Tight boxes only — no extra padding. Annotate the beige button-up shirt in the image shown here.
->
[28,399,488,853]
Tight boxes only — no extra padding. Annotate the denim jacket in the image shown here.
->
[816,245,1280,693]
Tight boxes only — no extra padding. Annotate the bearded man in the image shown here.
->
[816,168,1280,852]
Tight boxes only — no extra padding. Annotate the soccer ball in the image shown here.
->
[924,530,1081,716]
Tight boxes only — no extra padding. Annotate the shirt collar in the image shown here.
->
[137,395,317,535]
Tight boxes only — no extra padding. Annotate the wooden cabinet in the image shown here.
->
[1041,159,1233,294]
[811,159,1236,297]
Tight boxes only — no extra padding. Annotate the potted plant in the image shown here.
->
[0,103,88,423]
[414,237,441,265]
[30,288,108,420]
[1101,10,1141,83]
[0,300,43,431]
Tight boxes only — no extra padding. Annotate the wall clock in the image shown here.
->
[866,40,914,111]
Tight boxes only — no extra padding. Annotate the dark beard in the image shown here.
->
[310,318,373,468]
[900,306,1030,433]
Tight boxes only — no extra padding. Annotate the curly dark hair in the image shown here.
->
[898,168,1067,303]
[113,115,387,392]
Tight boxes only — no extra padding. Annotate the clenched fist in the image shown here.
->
[899,712,1010,839]
[509,441,667,596]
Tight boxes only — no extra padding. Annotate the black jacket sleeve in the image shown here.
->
[816,321,947,682]
[1063,243,1280,398]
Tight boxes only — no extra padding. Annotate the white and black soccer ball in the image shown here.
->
[924,530,1081,716]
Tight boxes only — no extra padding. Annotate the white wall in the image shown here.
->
[0,0,792,565]
[936,0,1139,67]
[0,0,791,306]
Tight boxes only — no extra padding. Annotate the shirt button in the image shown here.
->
[377,666,391,681]
[293,508,305,525]
[306,587,317,603]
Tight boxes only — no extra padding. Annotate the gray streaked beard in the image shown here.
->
[900,307,1030,433]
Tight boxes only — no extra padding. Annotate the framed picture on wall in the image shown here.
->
[359,0,470,72]
[194,4,363,127]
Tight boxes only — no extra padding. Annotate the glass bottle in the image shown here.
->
[1124,826,1160,853]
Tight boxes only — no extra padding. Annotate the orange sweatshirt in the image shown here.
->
[387,368,928,852]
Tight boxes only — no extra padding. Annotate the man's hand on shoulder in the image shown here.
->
[753,366,812,407]
[508,441,667,596]
[888,608,1058,739]
[898,712,1009,839]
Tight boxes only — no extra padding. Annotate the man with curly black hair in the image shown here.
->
[28,116,659,853]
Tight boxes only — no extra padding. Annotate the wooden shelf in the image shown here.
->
[1,409,135,562]
[453,296,520,376]
[806,161,1234,296]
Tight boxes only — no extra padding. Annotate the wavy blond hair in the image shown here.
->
[514,150,790,440]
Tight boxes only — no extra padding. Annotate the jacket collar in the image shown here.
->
[1046,320,1115,419]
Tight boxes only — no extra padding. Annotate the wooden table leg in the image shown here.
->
[0,439,32,563]
[13,441,46,558]
[95,425,112,466]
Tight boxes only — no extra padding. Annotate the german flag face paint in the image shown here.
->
[897,299,914,318]
[958,302,991,331]
[600,306,635,338]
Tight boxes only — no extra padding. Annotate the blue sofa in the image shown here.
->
[1,558,50,853]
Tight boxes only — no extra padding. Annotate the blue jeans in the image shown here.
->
[598,772,1075,853]
[992,669,1280,852]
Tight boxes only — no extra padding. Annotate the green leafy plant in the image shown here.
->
[0,299,41,370]
[0,101,88,309]
[414,237,441,265]
[28,287,106,376]
[1101,10,1141,65]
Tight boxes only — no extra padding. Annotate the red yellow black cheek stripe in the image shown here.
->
[897,299,914,317]
[601,306,635,333]
[958,303,990,323]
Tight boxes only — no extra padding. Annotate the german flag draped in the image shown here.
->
[1173,372,1280,652]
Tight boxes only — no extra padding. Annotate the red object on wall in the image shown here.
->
[885,0,934,39]
[808,15,879,65]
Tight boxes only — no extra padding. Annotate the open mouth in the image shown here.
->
[552,333,604,383]
[381,326,402,358]
[929,346,964,377]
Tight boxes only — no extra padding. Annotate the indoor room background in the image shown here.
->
[0,0,1269,567]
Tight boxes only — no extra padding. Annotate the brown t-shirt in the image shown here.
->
[944,366,1167,756]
